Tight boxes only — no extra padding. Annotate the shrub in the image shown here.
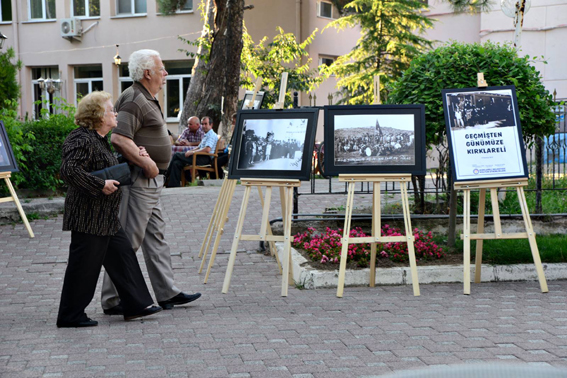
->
[292,225,445,267]
[388,41,556,147]
[18,100,77,192]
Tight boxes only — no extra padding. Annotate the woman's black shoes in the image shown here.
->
[124,305,163,321]
[57,317,98,328]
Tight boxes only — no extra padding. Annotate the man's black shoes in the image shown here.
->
[158,292,201,310]
[124,305,163,321]
[57,317,98,328]
[103,304,124,316]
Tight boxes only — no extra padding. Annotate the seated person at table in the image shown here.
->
[166,116,218,187]
[171,116,204,155]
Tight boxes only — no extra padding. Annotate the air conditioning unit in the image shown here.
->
[60,18,82,39]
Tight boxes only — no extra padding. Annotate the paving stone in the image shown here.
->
[1,186,567,376]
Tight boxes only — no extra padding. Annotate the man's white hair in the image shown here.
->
[128,49,161,82]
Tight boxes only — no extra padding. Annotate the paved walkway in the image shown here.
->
[1,184,567,377]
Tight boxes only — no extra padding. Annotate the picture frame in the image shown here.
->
[323,105,426,177]
[442,85,528,182]
[228,108,319,180]
[241,91,265,110]
[0,121,19,173]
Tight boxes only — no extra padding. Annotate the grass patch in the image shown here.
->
[454,234,567,265]
[456,175,567,215]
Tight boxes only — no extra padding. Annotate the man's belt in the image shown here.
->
[159,169,167,175]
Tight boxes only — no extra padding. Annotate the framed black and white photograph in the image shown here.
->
[442,85,528,182]
[323,105,426,176]
[241,91,265,110]
[228,108,319,180]
[0,121,18,173]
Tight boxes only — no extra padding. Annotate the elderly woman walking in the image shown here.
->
[56,91,162,328]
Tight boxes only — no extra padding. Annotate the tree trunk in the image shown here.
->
[178,0,244,142]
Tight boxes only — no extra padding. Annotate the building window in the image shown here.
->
[1,0,13,22]
[74,65,103,104]
[29,0,56,20]
[119,65,133,92]
[177,0,193,12]
[31,67,60,120]
[164,61,192,120]
[319,55,336,76]
[72,0,100,18]
[318,1,336,19]
[319,56,335,67]
[117,0,147,15]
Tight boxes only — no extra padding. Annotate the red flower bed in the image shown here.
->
[292,225,445,267]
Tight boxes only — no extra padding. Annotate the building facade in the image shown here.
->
[0,0,358,138]
[0,0,565,138]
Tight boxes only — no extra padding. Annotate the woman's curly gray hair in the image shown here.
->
[75,91,112,130]
[128,49,161,82]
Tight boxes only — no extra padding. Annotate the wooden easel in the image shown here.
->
[455,178,548,295]
[0,172,34,238]
[197,75,284,283]
[336,174,420,297]
[198,177,282,283]
[222,178,298,296]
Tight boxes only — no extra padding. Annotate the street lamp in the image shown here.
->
[0,31,7,50]
[113,44,121,66]
[501,0,531,50]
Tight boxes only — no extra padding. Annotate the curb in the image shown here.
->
[275,243,567,290]
[0,197,65,224]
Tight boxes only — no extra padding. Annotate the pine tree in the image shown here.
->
[0,48,22,112]
[323,0,434,104]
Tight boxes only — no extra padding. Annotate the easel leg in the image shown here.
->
[203,180,237,283]
[3,177,34,238]
[517,187,548,293]
[198,177,229,260]
[222,185,252,294]
[474,188,486,283]
[336,182,355,298]
[369,182,380,287]
[463,189,471,295]
[281,186,294,297]
[259,186,281,273]
[400,181,420,296]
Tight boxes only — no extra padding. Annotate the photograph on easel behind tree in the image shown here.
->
[0,121,19,173]
[228,108,319,180]
[323,105,426,176]
[241,91,265,110]
[442,85,528,182]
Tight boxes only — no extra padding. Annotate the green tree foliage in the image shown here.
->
[323,0,434,105]
[0,101,34,190]
[388,41,556,147]
[240,27,323,109]
[445,0,492,13]
[1,99,77,193]
[0,48,22,112]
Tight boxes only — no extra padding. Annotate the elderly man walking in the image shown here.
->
[101,49,201,315]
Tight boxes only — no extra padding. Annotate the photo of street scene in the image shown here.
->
[445,89,516,130]
[236,118,308,171]
[334,114,416,166]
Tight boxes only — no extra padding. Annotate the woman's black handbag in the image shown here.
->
[91,163,132,186]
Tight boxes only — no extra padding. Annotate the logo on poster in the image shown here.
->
[473,169,479,175]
